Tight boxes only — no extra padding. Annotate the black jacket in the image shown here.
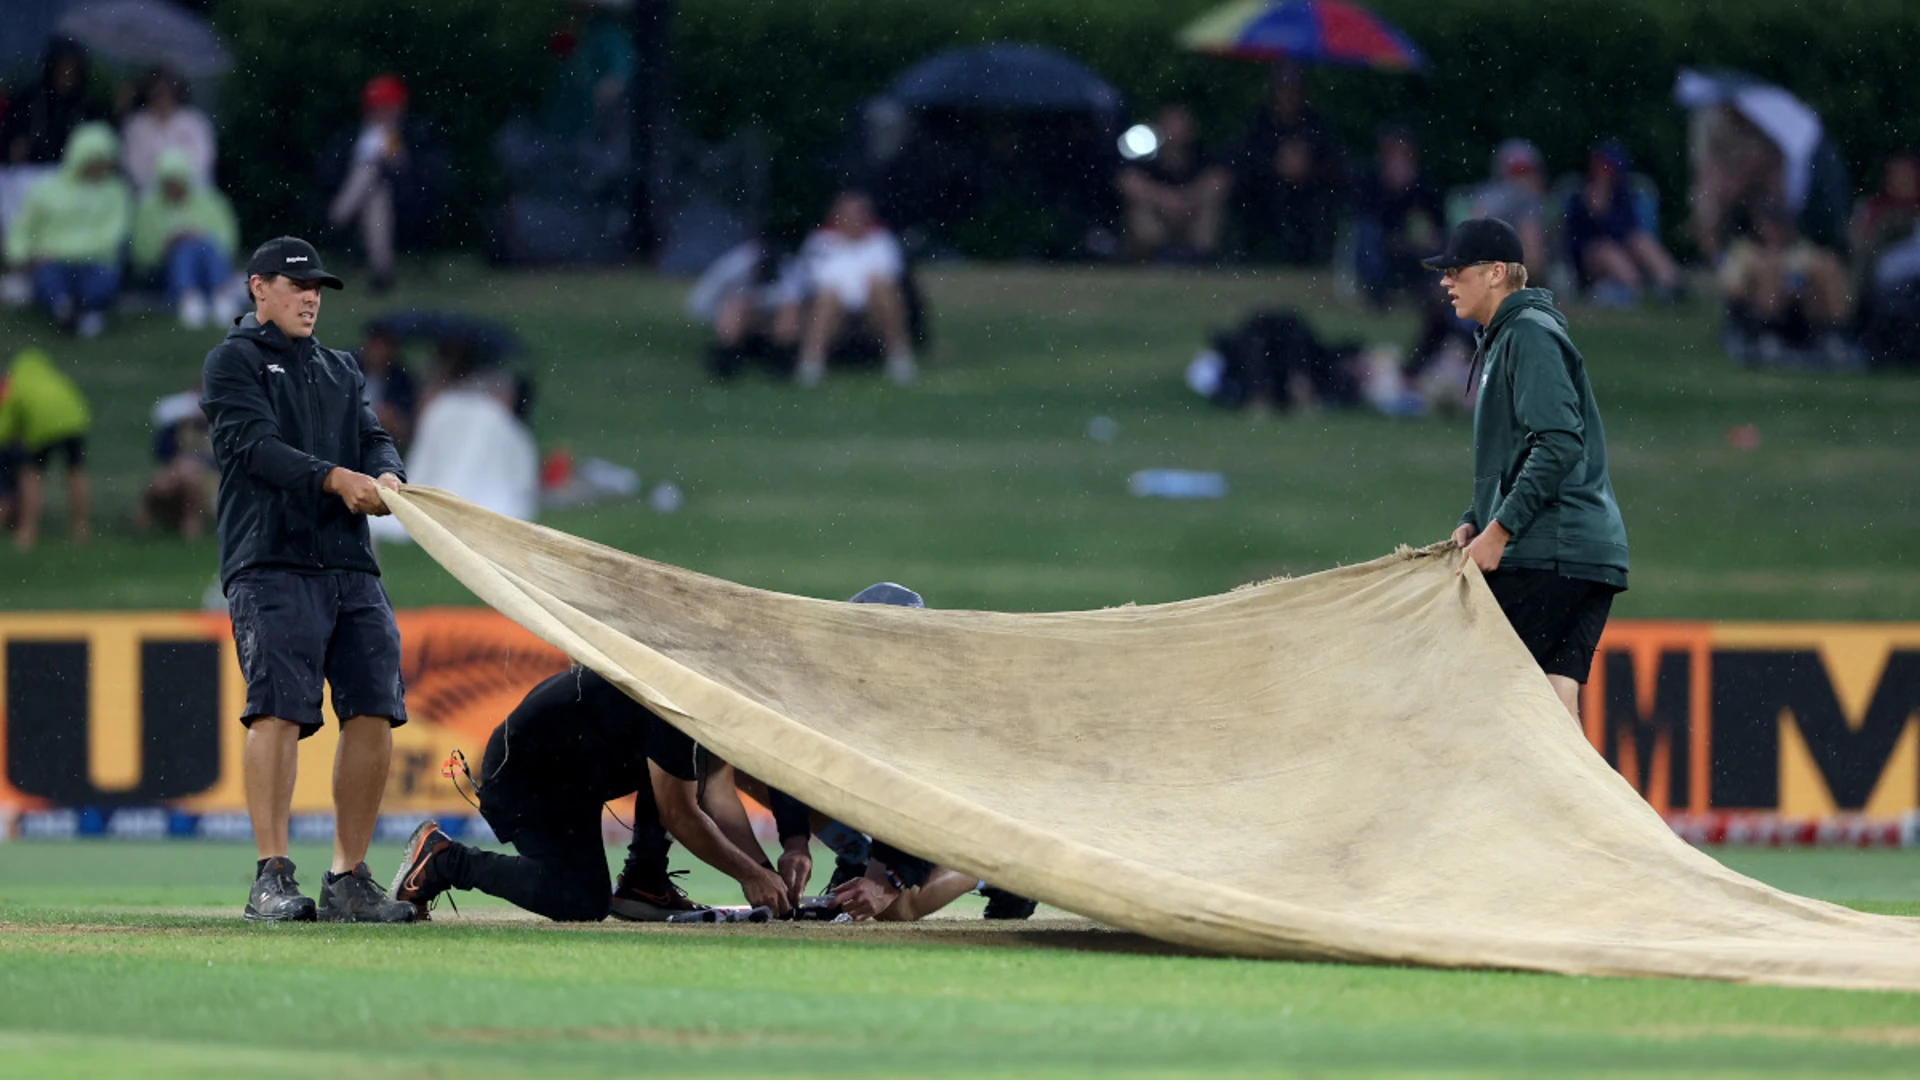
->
[201,315,405,589]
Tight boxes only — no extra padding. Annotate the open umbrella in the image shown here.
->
[1674,68,1822,213]
[363,311,527,362]
[886,43,1122,117]
[1180,0,1426,72]
[55,0,232,78]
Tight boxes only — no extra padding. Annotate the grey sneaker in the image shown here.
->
[244,856,317,922]
[318,862,417,923]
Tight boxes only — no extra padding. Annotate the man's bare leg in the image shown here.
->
[331,715,392,874]
[245,717,301,860]
[66,465,89,543]
[13,465,41,551]
[1546,674,1582,731]
[796,292,846,387]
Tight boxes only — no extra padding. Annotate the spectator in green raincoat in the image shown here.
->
[4,122,131,338]
[133,146,240,329]
[0,348,91,551]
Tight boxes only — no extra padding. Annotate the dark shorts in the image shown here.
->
[28,435,85,470]
[227,569,407,738]
[1483,568,1617,683]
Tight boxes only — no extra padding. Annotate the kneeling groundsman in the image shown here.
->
[391,666,794,921]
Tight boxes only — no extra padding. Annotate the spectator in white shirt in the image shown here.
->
[794,190,916,388]
[120,69,215,192]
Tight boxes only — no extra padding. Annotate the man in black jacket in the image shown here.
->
[201,237,415,924]
[389,667,796,922]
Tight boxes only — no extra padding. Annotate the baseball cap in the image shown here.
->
[245,236,344,289]
[362,74,408,113]
[848,582,925,608]
[1422,217,1525,271]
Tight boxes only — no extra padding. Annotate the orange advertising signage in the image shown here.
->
[2,613,1916,824]
[1582,622,1920,817]
[0,609,570,817]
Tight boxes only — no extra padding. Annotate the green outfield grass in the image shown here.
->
[2,263,1917,617]
[1,842,1917,1078]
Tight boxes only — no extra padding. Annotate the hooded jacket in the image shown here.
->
[1463,288,1628,588]
[3,122,132,267]
[0,348,90,450]
[131,147,238,272]
[201,315,405,589]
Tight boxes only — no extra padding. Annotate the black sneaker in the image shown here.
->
[980,885,1038,921]
[244,856,317,922]
[823,858,868,895]
[318,862,417,923]
[390,820,455,920]
[610,867,709,922]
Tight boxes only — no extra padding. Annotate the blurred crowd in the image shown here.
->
[3,14,1919,551]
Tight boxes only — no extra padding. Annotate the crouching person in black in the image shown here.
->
[389,666,793,921]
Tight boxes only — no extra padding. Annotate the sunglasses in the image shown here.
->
[1438,262,1497,281]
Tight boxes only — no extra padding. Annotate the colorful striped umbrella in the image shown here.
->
[1179,0,1427,72]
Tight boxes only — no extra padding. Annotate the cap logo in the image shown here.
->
[285,255,308,263]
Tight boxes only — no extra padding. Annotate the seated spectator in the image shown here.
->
[1191,309,1363,413]
[685,240,809,380]
[0,38,103,167]
[0,348,90,551]
[354,324,420,449]
[1115,105,1233,262]
[1719,204,1855,369]
[1850,155,1920,274]
[369,363,536,545]
[4,122,132,338]
[1862,223,1920,369]
[1236,66,1343,265]
[1565,140,1682,307]
[1351,126,1444,308]
[1470,139,1548,269]
[326,75,449,293]
[120,68,215,192]
[138,385,214,539]
[132,147,239,329]
[794,191,918,388]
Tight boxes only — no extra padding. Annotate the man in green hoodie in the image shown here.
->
[3,122,131,338]
[1425,217,1629,724]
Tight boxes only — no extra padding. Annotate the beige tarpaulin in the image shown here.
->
[383,486,1920,992]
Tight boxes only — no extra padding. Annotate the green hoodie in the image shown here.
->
[3,122,132,268]
[0,349,91,451]
[1463,288,1629,588]
[132,146,239,272]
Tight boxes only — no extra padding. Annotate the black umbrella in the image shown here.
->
[363,311,527,362]
[54,0,231,78]
[886,43,1122,118]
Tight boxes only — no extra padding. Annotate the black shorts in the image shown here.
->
[227,569,407,738]
[28,435,85,470]
[1483,568,1617,683]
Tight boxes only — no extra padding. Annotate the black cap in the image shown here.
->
[245,236,344,289]
[848,582,925,608]
[1421,217,1524,271]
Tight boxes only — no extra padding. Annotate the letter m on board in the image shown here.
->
[1599,649,1692,812]
[1711,650,1920,809]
